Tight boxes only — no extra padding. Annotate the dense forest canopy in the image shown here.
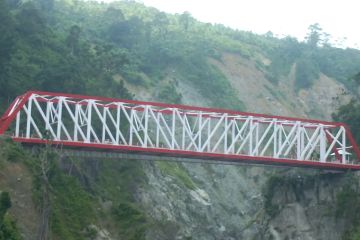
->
[1,0,360,141]
[1,0,360,112]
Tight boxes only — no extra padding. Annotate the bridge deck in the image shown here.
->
[16,137,360,171]
[1,90,360,170]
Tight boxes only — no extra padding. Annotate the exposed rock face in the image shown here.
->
[210,53,351,120]
[140,163,348,240]
[140,162,270,240]
[128,52,354,240]
[265,172,347,240]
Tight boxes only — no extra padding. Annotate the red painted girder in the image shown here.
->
[12,137,360,171]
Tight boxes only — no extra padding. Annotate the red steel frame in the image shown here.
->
[0,90,360,170]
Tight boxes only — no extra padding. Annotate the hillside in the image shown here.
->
[1,0,360,239]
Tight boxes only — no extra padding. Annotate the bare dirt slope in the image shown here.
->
[210,52,351,120]
[0,162,40,240]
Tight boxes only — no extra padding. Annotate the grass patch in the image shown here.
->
[112,201,147,240]
[50,172,95,240]
[263,84,286,101]
[24,148,96,240]
[263,173,318,217]
[95,159,148,240]
[156,161,196,190]
[0,137,25,163]
[178,60,246,111]
[0,192,22,240]
[157,81,182,104]
[334,174,360,240]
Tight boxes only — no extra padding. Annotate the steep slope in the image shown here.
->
[125,53,355,239]
[209,53,351,120]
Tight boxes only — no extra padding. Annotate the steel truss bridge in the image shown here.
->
[0,91,359,170]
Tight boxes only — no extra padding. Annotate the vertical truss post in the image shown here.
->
[156,112,160,148]
[181,114,186,149]
[198,112,202,152]
[171,109,176,150]
[116,104,121,144]
[101,107,107,143]
[300,125,305,160]
[74,104,79,142]
[230,119,235,154]
[296,122,302,160]
[279,125,283,157]
[207,117,211,152]
[342,126,346,163]
[45,101,51,132]
[319,125,326,163]
[56,97,64,141]
[249,117,254,156]
[25,96,33,138]
[224,115,228,153]
[129,109,134,145]
[273,122,278,158]
[143,106,149,148]
[15,112,20,137]
[254,121,259,156]
[86,100,93,143]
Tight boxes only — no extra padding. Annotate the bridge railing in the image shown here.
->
[1,91,359,169]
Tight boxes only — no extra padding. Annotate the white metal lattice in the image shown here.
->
[1,92,358,167]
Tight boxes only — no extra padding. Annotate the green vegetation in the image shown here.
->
[0,137,150,240]
[334,174,360,240]
[179,61,245,109]
[24,147,96,240]
[49,171,95,239]
[263,175,283,217]
[263,172,332,217]
[332,74,360,239]
[333,99,360,144]
[93,158,148,239]
[1,0,359,114]
[0,138,25,163]
[112,201,147,240]
[0,192,22,240]
[265,25,360,90]
[332,73,360,144]
[156,161,196,190]
[0,138,25,240]
[295,57,320,90]
[157,81,182,104]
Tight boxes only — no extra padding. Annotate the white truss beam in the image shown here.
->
[0,91,359,167]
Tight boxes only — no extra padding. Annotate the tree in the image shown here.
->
[179,11,193,31]
[105,7,125,22]
[38,0,54,12]
[16,3,46,37]
[295,56,320,90]
[66,25,81,56]
[108,16,145,48]
[0,0,16,107]
[0,192,11,224]
[305,23,322,47]
[37,144,53,240]
[333,73,360,144]
[152,12,169,39]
